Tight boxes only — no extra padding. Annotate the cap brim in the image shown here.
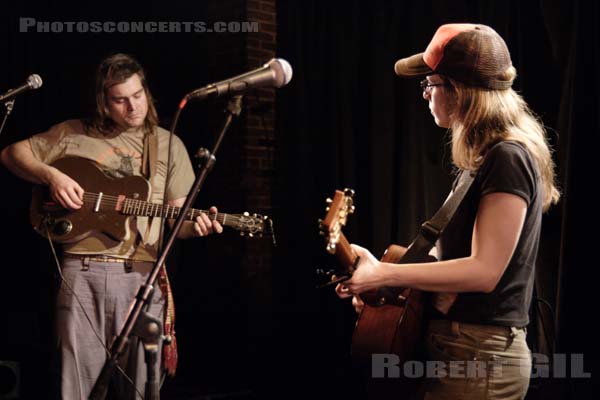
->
[394,53,433,77]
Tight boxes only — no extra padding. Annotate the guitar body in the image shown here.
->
[30,157,150,243]
[352,245,425,359]
[351,244,433,399]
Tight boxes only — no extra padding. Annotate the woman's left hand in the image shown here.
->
[336,244,385,295]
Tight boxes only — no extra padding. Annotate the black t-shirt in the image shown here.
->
[437,141,542,327]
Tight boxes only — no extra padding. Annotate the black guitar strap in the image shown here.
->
[400,170,476,263]
[372,171,476,304]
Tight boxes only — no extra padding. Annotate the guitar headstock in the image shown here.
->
[318,188,355,254]
[235,212,274,239]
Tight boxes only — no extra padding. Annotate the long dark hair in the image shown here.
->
[89,53,159,135]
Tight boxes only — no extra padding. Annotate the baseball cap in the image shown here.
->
[394,23,514,90]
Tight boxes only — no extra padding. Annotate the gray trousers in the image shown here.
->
[56,257,164,400]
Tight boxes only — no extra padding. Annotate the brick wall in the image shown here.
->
[203,0,277,333]
[243,0,276,302]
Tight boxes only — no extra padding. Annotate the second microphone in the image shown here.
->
[184,58,293,101]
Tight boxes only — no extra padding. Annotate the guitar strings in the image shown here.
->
[75,192,262,231]
[80,192,231,221]
[78,192,258,228]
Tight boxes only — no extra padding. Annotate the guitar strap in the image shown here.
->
[142,129,158,180]
[372,171,476,307]
[402,170,475,263]
[159,266,178,376]
[142,129,179,376]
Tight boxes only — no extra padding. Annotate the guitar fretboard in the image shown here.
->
[122,197,220,222]
[80,192,253,230]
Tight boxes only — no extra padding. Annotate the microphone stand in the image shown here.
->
[0,99,15,138]
[89,95,244,400]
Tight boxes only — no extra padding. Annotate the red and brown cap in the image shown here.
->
[394,23,514,90]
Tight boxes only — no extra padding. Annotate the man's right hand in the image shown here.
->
[47,167,84,210]
[1,139,84,209]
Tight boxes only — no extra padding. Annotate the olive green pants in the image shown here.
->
[423,319,531,400]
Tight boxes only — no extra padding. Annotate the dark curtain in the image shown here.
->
[271,0,597,399]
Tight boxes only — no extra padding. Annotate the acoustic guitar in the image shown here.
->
[30,157,274,243]
[319,189,433,398]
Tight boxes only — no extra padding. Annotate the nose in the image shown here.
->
[422,89,430,101]
[126,98,137,111]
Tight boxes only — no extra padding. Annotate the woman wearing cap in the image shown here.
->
[336,24,559,399]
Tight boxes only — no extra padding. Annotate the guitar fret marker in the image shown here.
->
[94,192,103,213]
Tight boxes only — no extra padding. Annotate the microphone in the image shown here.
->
[0,74,43,103]
[184,58,292,101]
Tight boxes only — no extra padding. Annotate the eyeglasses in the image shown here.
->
[420,79,448,93]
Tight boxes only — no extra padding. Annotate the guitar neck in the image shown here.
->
[334,232,359,274]
[119,197,234,227]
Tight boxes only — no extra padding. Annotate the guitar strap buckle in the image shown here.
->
[419,221,442,244]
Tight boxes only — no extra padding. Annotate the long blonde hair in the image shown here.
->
[447,68,560,211]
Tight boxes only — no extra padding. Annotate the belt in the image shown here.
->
[428,319,526,337]
[63,254,148,264]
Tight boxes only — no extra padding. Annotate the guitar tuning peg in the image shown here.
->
[243,211,249,217]
[240,232,245,236]
[344,188,355,197]
[263,215,268,220]
[326,242,337,254]
[249,233,254,238]
[317,218,323,224]
[350,205,355,213]
[326,198,333,205]
[325,207,330,212]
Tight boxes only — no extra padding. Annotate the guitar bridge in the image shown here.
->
[93,192,103,212]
